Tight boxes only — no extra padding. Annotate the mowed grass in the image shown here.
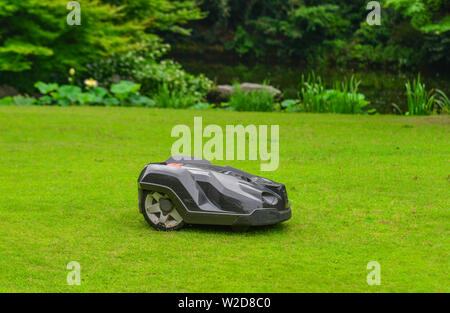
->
[0,106,448,292]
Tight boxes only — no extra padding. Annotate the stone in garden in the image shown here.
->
[239,83,281,98]
[207,83,281,103]
[207,85,234,103]
[0,85,18,99]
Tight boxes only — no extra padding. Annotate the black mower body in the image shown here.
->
[138,156,291,227]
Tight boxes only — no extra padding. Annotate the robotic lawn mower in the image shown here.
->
[138,156,291,231]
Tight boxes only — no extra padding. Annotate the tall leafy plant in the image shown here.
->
[405,74,435,115]
[226,84,275,112]
[297,73,370,114]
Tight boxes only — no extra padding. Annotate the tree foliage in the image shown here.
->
[0,0,204,90]
[0,0,139,73]
[167,0,449,68]
[385,0,450,32]
[101,0,205,35]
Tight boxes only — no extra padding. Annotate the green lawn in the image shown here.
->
[0,106,448,292]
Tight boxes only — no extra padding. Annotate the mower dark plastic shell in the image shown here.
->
[138,157,291,227]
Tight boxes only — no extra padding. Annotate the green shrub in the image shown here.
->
[85,39,213,107]
[226,84,275,112]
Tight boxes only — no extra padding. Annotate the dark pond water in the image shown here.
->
[173,54,449,114]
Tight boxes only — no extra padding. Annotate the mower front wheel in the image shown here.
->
[142,191,184,231]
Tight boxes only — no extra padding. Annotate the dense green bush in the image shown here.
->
[85,39,213,106]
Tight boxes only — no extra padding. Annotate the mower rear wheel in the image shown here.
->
[142,191,184,231]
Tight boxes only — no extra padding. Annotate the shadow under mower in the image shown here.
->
[138,156,291,232]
